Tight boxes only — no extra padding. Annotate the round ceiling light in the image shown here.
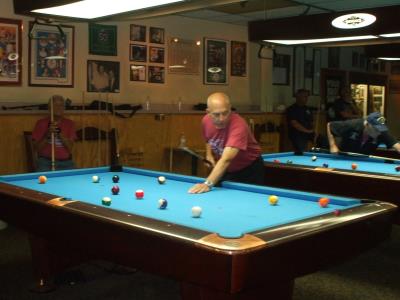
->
[331,13,376,29]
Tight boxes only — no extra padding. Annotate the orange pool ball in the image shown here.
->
[269,195,279,205]
[351,163,358,170]
[319,197,329,208]
[38,175,47,184]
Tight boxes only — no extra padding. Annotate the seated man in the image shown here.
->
[32,95,77,171]
[327,112,400,155]
[188,92,263,194]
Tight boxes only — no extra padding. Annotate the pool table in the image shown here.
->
[374,144,400,159]
[0,166,396,300]
[263,152,400,223]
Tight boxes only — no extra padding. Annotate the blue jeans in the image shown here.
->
[36,157,75,172]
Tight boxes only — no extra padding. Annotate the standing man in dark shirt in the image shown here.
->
[286,89,314,153]
[327,112,400,154]
[328,87,361,121]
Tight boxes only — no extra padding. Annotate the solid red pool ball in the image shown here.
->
[319,197,329,208]
[351,163,358,170]
[395,166,400,172]
[38,175,47,184]
[112,175,120,183]
[135,189,144,199]
[334,209,341,216]
[111,185,120,195]
[273,159,280,164]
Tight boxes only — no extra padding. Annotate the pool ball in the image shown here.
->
[273,159,280,164]
[112,175,120,183]
[111,185,120,195]
[92,175,100,183]
[102,197,111,206]
[158,198,168,209]
[38,175,47,184]
[334,209,341,216]
[158,176,166,184]
[191,206,202,218]
[286,160,293,164]
[351,163,358,170]
[395,166,400,172]
[268,195,279,205]
[135,189,144,199]
[319,197,329,208]
[311,156,317,161]
[322,163,329,168]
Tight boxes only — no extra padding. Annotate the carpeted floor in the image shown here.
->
[0,224,399,300]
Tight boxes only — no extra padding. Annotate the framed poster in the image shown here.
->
[129,44,147,62]
[149,46,164,63]
[89,23,117,56]
[130,65,146,82]
[0,18,22,85]
[149,27,165,44]
[130,24,146,42]
[272,53,290,85]
[148,66,165,84]
[87,60,119,93]
[231,41,246,76]
[28,22,74,87]
[168,37,200,75]
[204,38,228,85]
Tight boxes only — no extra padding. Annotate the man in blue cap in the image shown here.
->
[327,112,400,154]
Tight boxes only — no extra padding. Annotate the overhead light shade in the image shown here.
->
[30,0,184,19]
[331,13,376,29]
[264,35,378,46]
[378,57,400,61]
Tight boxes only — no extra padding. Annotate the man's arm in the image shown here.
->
[327,122,339,153]
[290,120,314,134]
[205,143,216,167]
[392,142,400,153]
[188,146,239,194]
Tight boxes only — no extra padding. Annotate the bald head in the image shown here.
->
[207,92,232,128]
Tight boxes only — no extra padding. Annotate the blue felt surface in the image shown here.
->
[263,152,400,176]
[1,167,361,238]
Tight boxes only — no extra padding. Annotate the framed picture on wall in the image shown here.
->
[87,60,120,93]
[231,41,246,76]
[130,65,146,81]
[149,46,165,63]
[148,66,165,83]
[89,23,117,56]
[149,27,165,44]
[129,44,147,62]
[272,53,290,85]
[204,38,228,85]
[28,22,74,87]
[0,18,22,85]
[130,24,146,42]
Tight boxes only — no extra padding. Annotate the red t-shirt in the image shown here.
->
[202,113,261,172]
[32,117,77,160]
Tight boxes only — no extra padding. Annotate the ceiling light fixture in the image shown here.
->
[32,0,184,19]
[377,57,400,61]
[331,13,376,29]
[380,33,400,37]
[264,35,378,45]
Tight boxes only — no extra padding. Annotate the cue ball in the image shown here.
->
[38,175,47,184]
[112,175,120,183]
[319,197,329,208]
[102,197,111,206]
[92,175,100,183]
[269,195,279,205]
[158,176,166,184]
[158,198,168,209]
[311,156,317,161]
[191,206,202,218]
[111,185,120,195]
[135,189,144,199]
[395,166,400,172]
[351,163,358,170]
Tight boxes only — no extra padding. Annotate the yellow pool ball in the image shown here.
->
[269,195,279,205]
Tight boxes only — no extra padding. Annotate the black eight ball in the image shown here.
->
[112,175,120,183]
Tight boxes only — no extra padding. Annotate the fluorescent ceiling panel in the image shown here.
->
[264,35,378,45]
[33,0,184,19]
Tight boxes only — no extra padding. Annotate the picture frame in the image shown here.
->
[130,65,146,82]
[89,23,117,56]
[168,37,200,75]
[148,66,165,84]
[149,27,165,44]
[129,44,147,62]
[231,41,246,76]
[87,60,120,93]
[204,38,228,85]
[149,46,165,63]
[0,18,22,85]
[28,22,74,87]
[130,24,146,42]
[272,53,290,85]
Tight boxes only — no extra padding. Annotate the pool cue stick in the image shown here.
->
[179,146,213,166]
[105,93,110,165]
[81,91,86,164]
[50,96,56,171]
[168,114,173,172]
[109,94,121,171]
[97,93,101,167]
[310,147,399,163]
[313,99,321,146]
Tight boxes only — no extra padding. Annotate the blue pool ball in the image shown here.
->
[158,198,168,209]
[112,175,120,183]
[322,163,329,168]
[311,156,317,161]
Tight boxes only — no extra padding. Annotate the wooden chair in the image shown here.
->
[23,131,37,172]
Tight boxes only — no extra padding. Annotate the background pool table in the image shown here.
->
[263,152,400,223]
[0,166,396,300]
